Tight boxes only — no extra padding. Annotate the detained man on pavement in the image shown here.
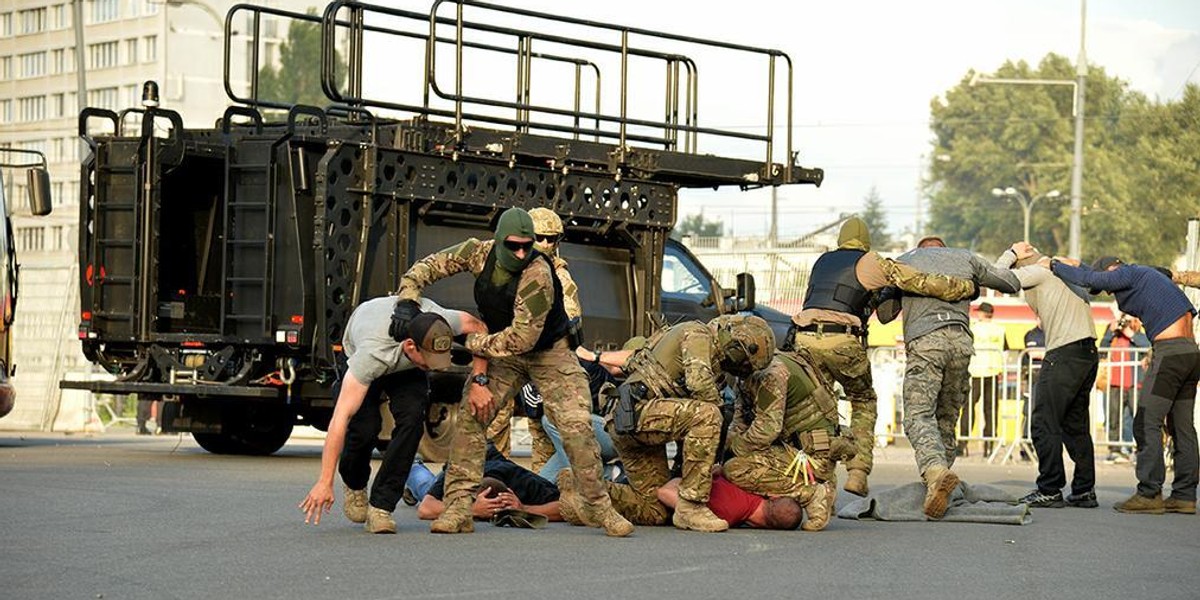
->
[395,207,633,536]
[299,298,489,532]
[883,235,1021,519]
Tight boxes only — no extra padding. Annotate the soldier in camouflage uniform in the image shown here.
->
[1171,269,1200,289]
[886,236,1021,519]
[722,350,858,531]
[788,217,978,498]
[593,315,775,532]
[396,207,632,537]
[487,207,579,471]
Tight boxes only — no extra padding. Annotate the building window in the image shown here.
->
[50,4,65,29]
[87,87,119,111]
[88,41,119,70]
[1,56,11,80]
[0,100,11,124]
[127,0,139,19]
[19,8,47,34]
[143,35,157,62]
[17,96,47,122]
[52,93,64,118]
[19,51,47,78]
[1,13,12,37]
[124,38,138,65]
[89,0,119,24]
[124,84,138,107]
[143,0,159,16]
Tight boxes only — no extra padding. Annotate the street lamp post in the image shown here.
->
[993,187,1061,244]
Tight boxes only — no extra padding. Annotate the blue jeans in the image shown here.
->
[404,461,437,500]
[539,414,618,481]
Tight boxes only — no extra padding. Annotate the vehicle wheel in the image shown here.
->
[192,406,295,456]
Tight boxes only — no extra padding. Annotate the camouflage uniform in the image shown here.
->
[1173,270,1200,288]
[790,218,976,495]
[399,215,629,536]
[901,327,975,472]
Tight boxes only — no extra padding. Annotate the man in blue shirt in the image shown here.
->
[1051,255,1199,515]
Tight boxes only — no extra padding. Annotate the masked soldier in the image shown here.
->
[722,349,858,531]
[395,207,633,537]
[581,315,775,532]
[788,217,977,497]
[487,207,580,471]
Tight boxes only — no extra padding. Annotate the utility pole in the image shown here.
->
[72,0,87,151]
[1069,0,1087,258]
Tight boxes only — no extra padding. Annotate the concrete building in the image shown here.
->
[0,0,315,430]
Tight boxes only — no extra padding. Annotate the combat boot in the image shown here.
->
[672,498,728,532]
[1114,492,1165,514]
[801,481,836,531]
[343,485,368,523]
[844,469,869,498]
[921,465,960,520]
[430,497,475,533]
[597,507,635,537]
[554,470,587,526]
[364,506,396,534]
[1164,497,1197,514]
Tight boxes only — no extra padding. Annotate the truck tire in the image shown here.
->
[192,405,295,456]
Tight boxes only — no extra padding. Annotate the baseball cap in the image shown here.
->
[916,235,946,248]
[978,302,994,315]
[407,312,454,371]
[1091,256,1122,272]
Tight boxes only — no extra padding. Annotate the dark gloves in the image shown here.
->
[970,280,981,301]
[388,298,422,342]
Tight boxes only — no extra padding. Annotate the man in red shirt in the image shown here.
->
[657,472,804,529]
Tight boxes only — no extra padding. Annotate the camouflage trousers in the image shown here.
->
[901,327,973,475]
[792,330,876,474]
[724,443,834,499]
[606,398,722,519]
[442,344,614,516]
[486,397,555,472]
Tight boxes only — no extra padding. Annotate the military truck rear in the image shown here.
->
[61,0,821,455]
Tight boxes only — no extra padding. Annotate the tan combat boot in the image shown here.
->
[364,506,396,534]
[596,507,635,537]
[844,469,870,498]
[1164,497,1197,514]
[801,481,836,531]
[922,465,960,520]
[672,498,729,532]
[1114,492,1165,514]
[343,485,368,523]
[430,497,475,534]
[554,470,586,526]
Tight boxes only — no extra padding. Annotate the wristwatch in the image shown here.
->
[471,373,490,387]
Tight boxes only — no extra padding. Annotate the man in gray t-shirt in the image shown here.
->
[300,297,488,533]
[888,235,1021,520]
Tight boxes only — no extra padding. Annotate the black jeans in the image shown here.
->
[1030,339,1098,494]
[336,361,431,512]
[1134,338,1200,501]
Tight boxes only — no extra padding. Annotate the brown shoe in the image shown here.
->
[430,497,475,533]
[364,505,396,534]
[1113,492,1165,514]
[844,469,869,498]
[672,498,728,533]
[1163,497,1196,514]
[554,470,587,526]
[801,481,836,531]
[922,465,960,520]
[342,485,368,524]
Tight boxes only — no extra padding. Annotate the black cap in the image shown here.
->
[1091,256,1122,272]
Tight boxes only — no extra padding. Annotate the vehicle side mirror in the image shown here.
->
[27,167,52,216]
[736,272,756,311]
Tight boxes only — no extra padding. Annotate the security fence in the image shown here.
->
[866,345,1153,465]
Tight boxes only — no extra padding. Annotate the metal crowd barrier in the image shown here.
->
[867,345,1153,465]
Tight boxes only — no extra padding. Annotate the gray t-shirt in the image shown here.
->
[896,247,1021,343]
[994,250,1095,351]
[342,297,464,385]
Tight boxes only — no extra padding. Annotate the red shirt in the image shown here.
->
[707,475,764,526]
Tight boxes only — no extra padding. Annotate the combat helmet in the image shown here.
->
[710,314,775,376]
[529,207,564,237]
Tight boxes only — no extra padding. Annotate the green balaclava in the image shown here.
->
[493,207,537,274]
[837,217,871,252]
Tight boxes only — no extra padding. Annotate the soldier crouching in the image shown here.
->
[722,349,857,531]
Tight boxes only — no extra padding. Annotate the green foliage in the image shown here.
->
[256,10,344,107]
[671,213,725,239]
[859,186,894,251]
[926,54,1200,265]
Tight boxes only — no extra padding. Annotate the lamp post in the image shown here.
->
[992,187,1061,244]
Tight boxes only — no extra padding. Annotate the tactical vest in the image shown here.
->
[474,250,569,352]
[625,321,720,400]
[802,249,871,316]
[777,352,839,440]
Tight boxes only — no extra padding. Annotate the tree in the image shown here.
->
[926,53,1200,265]
[257,10,345,107]
[859,186,893,251]
[671,213,724,240]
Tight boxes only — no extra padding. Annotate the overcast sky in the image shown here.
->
[471,0,1200,239]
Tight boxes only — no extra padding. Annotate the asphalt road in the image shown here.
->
[2,432,1197,600]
